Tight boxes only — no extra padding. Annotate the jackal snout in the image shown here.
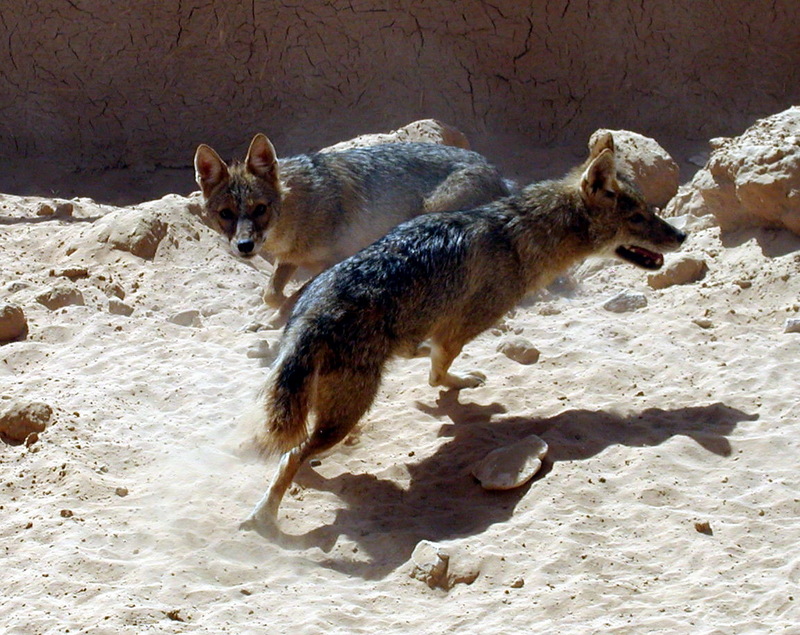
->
[612,204,685,270]
[579,132,686,271]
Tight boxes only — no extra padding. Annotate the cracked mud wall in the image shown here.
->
[1,1,799,172]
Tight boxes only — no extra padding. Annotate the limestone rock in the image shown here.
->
[98,208,168,259]
[785,319,800,334]
[472,434,549,491]
[0,304,28,343]
[666,107,800,235]
[0,401,53,442]
[246,339,272,359]
[603,291,648,313]
[321,119,470,153]
[408,540,479,590]
[589,128,680,208]
[108,299,134,316]
[648,256,708,289]
[497,337,540,365]
[169,309,201,327]
[36,284,85,310]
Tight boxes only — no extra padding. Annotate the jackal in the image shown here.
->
[239,132,686,535]
[194,134,511,310]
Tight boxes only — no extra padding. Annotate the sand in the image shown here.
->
[1,159,799,633]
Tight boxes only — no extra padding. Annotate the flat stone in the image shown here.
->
[472,434,549,490]
[648,256,708,289]
[169,309,201,327]
[108,299,134,316]
[603,291,648,313]
[497,337,540,365]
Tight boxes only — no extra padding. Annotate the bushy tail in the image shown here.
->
[252,333,318,456]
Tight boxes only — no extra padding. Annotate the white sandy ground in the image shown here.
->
[1,173,799,634]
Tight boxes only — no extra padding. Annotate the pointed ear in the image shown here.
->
[580,148,618,204]
[245,133,280,188]
[588,130,615,161]
[194,144,229,198]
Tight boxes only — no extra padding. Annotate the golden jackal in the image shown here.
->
[239,132,686,535]
[194,134,511,309]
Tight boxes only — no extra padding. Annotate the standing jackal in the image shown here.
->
[240,132,686,535]
[194,134,511,310]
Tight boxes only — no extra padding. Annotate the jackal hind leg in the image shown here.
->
[423,166,505,213]
[397,340,432,359]
[240,367,381,535]
[240,446,306,535]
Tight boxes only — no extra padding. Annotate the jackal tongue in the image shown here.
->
[615,245,664,270]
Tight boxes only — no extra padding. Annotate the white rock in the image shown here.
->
[648,256,708,289]
[246,339,272,359]
[409,541,451,589]
[472,434,549,490]
[589,128,680,208]
[408,540,479,590]
[321,118,470,153]
[666,106,800,235]
[96,208,168,259]
[169,309,201,327]
[603,291,648,313]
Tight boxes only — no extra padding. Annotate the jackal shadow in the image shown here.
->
[267,394,756,580]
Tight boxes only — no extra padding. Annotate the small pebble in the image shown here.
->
[784,318,800,334]
[497,337,540,365]
[169,309,201,327]
[694,521,713,535]
[0,304,28,343]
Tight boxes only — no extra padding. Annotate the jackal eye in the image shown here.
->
[630,212,646,224]
[253,204,267,218]
[219,208,235,221]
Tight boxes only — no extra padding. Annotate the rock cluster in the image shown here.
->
[667,107,800,235]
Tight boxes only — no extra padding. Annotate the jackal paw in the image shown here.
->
[436,370,487,390]
[263,290,287,309]
[239,510,280,538]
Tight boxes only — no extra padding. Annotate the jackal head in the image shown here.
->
[580,132,685,270]
[193,134,283,259]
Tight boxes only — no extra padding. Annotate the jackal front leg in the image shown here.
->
[263,261,297,308]
[428,341,486,389]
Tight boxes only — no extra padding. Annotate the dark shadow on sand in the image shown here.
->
[265,394,757,580]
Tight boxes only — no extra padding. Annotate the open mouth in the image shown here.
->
[615,245,664,270]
